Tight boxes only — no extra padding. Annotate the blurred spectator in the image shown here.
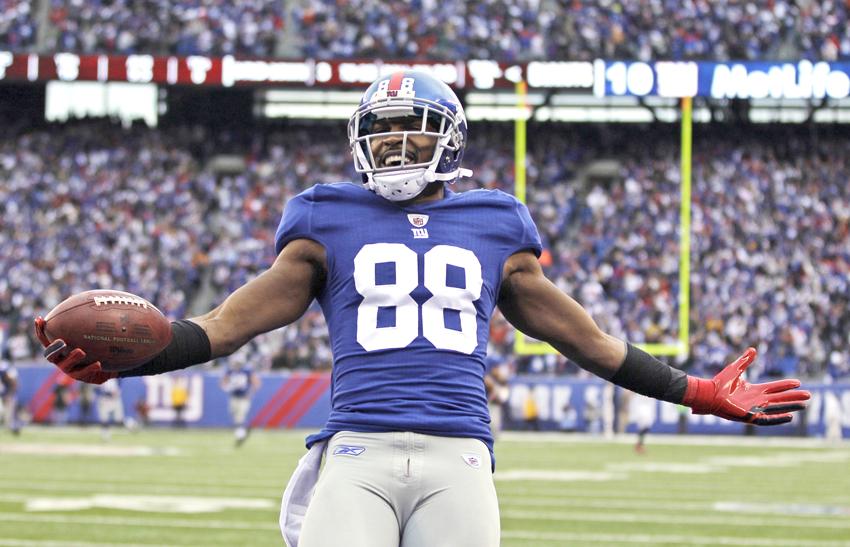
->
[170,374,189,427]
[51,375,72,425]
[5,0,847,61]
[134,396,150,427]
[293,0,850,61]
[0,354,20,435]
[559,401,578,432]
[522,386,540,430]
[0,0,36,51]
[76,382,93,426]
[46,0,284,57]
[96,378,126,440]
[220,349,261,447]
[0,119,848,384]
[484,357,510,439]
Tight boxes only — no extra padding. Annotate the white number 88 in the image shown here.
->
[354,243,482,354]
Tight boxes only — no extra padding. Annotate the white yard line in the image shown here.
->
[501,509,850,529]
[0,479,281,497]
[0,443,180,457]
[502,530,850,546]
[0,513,279,531]
[499,490,850,506]
[498,432,850,449]
[0,540,159,547]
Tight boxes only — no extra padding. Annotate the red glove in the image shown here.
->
[34,316,117,385]
[684,347,810,425]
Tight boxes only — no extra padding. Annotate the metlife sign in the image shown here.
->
[705,61,850,100]
[596,59,850,99]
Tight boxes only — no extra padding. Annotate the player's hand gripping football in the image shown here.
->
[684,347,810,425]
[34,316,117,385]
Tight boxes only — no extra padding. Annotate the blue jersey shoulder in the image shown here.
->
[448,188,542,257]
[275,182,367,253]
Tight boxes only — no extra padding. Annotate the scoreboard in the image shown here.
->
[2,51,849,100]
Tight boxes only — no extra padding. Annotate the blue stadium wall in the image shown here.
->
[13,365,850,438]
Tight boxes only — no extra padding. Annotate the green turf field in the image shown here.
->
[0,427,848,546]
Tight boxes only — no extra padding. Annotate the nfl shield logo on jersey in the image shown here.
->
[407,214,430,239]
[407,214,429,227]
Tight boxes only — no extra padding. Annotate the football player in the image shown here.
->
[0,355,20,436]
[96,378,126,441]
[220,354,261,446]
[35,71,811,547]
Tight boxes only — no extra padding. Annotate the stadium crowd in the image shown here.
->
[517,126,850,384]
[294,0,850,62]
[1,0,848,61]
[0,0,36,51]
[0,119,848,382]
[44,0,284,56]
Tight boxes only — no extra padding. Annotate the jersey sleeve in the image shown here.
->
[510,198,543,258]
[275,186,319,254]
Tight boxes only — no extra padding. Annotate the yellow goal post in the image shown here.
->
[512,86,693,359]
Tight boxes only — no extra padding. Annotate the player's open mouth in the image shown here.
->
[380,149,418,168]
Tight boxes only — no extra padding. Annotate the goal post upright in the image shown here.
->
[512,93,693,359]
[676,96,693,359]
[514,80,527,205]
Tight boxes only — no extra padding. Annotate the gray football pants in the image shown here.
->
[298,431,500,547]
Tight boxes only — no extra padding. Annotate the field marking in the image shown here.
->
[605,462,717,473]
[0,513,279,531]
[501,496,850,519]
[0,540,159,547]
[0,443,180,457]
[501,509,850,529]
[24,494,276,513]
[6,486,847,519]
[496,482,850,499]
[498,432,850,449]
[496,470,626,482]
[498,450,850,487]
[0,479,283,498]
[502,530,850,546]
[714,501,850,517]
[705,452,850,466]
[0,473,289,490]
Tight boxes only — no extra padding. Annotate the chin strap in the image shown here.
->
[423,167,474,183]
[368,166,475,201]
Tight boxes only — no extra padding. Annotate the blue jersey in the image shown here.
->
[275,183,542,461]
[0,362,16,396]
[224,367,255,398]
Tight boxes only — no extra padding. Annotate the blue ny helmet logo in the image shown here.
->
[333,445,366,457]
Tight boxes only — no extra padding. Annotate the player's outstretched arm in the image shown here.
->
[191,238,326,358]
[35,238,326,383]
[497,251,627,378]
[497,251,810,425]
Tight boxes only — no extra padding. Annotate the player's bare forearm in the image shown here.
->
[498,251,625,379]
[192,238,326,358]
[498,253,809,426]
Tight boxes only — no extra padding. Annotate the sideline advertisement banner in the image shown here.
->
[11,365,849,438]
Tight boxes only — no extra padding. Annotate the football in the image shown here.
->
[43,290,172,372]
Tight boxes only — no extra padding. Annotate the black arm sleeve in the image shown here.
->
[609,343,688,403]
[119,319,212,377]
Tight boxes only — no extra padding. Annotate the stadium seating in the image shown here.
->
[2,119,848,381]
[2,0,848,60]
